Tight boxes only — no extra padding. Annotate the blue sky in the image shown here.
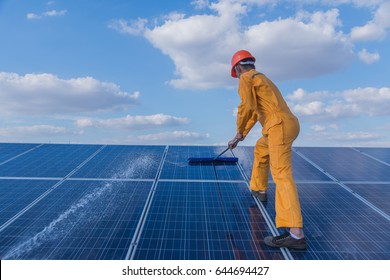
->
[0,0,389,147]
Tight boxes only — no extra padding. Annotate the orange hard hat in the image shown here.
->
[231,50,256,78]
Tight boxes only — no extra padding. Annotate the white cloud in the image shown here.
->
[310,123,339,133]
[328,131,381,141]
[26,13,41,20]
[302,128,385,146]
[26,9,67,20]
[111,1,358,89]
[108,18,148,35]
[108,0,390,90]
[0,125,80,139]
[350,22,386,41]
[293,101,325,116]
[44,10,67,17]
[311,124,327,132]
[0,72,139,116]
[137,130,210,142]
[343,87,390,116]
[358,48,380,63]
[287,87,390,121]
[75,114,190,130]
[191,0,210,10]
[350,1,390,41]
[99,130,210,145]
[243,9,354,81]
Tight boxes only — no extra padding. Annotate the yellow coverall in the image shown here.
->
[236,69,303,228]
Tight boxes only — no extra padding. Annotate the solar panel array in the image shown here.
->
[0,143,389,260]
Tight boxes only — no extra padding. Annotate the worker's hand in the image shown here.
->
[228,133,244,150]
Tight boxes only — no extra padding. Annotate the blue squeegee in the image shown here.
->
[188,141,239,165]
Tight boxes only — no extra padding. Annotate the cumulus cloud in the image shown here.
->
[75,114,190,130]
[358,48,380,63]
[328,131,381,141]
[191,0,210,10]
[343,87,390,116]
[149,6,354,88]
[310,124,336,132]
[0,72,139,116]
[304,127,383,146]
[287,87,390,121]
[0,125,80,139]
[27,9,67,20]
[137,130,210,142]
[350,1,390,41]
[108,18,148,35]
[110,0,359,89]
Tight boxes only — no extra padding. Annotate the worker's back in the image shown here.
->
[242,69,296,132]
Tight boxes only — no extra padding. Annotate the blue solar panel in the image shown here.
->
[132,181,282,260]
[294,147,390,181]
[0,143,40,163]
[0,179,58,225]
[260,182,390,260]
[71,145,165,179]
[354,147,390,165]
[0,143,389,260]
[0,144,102,178]
[344,183,390,216]
[0,180,152,260]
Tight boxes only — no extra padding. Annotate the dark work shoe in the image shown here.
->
[251,190,268,202]
[264,232,307,250]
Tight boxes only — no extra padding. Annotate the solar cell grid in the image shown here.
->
[71,145,165,179]
[0,179,58,226]
[0,144,102,178]
[344,183,390,216]
[132,181,283,260]
[0,180,152,260]
[354,147,390,165]
[0,143,40,163]
[294,147,390,181]
[0,143,389,260]
[259,182,390,260]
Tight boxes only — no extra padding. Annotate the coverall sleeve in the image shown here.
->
[242,113,258,137]
[236,74,257,137]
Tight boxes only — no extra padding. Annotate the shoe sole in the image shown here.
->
[264,236,307,250]
[251,191,268,202]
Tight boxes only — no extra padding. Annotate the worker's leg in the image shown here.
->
[268,118,303,229]
[250,136,270,192]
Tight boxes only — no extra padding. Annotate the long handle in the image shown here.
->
[214,139,239,159]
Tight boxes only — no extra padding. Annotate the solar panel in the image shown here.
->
[262,182,390,260]
[0,143,389,260]
[0,143,40,163]
[132,181,283,260]
[354,147,390,165]
[0,180,152,260]
[70,145,165,179]
[344,183,390,216]
[0,144,102,178]
[294,147,390,181]
[0,179,58,225]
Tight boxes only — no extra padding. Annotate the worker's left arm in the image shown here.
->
[236,73,257,137]
[229,73,257,149]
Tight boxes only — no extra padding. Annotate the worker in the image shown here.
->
[228,50,307,250]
